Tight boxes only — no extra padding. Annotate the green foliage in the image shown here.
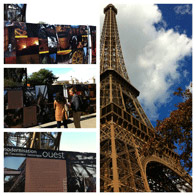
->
[4,79,19,87]
[38,21,46,24]
[4,68,27,87]
[27,69,58,86]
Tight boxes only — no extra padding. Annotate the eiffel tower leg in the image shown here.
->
[131,136,150,192]
[111,121,120,191]
[125,143,137,191]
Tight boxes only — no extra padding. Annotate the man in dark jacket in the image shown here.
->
[69,88,81,128]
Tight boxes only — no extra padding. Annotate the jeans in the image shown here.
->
[57,120,68,128]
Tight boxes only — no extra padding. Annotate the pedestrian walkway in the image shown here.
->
[31,113,96,128]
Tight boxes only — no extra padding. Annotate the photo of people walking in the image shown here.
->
[4,68,96,128]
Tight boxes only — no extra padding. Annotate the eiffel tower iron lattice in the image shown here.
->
[4,132,62,150]
[100,4,192,192]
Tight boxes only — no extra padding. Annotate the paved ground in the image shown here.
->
[31,113,96,128]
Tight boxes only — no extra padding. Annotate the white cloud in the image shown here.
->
[174,5,192,15]
[183,70,189,78]
[101,4,192,121]
[156,19,167,30]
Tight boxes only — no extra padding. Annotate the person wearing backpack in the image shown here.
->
[68,87,82,128]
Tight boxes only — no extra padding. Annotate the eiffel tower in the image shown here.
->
[100,4,192,192]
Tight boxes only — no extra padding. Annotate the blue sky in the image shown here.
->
[156,4,192,38]
[60,132,96,153]
[4,157,25,170]
[152,4,192,126]
[152,5,192,175]
[48,68,72,75]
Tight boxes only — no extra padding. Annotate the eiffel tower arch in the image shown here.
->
[100,4,192,192]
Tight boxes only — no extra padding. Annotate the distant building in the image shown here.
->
[53,76,96,85]
[53,80,70,85]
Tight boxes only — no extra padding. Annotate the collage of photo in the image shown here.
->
[3,2,97,193]
[2,0,194,194]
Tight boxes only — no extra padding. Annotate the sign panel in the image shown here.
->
[8,90,23,109]
[25,158,67,192]
[4,146,66,160]
[23,106,37,127]
[4,146,96,192]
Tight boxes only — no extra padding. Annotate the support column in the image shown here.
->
[109,74,113,103]
[110,122,120,192]
[125,144,137,191]
[131,136,150,192]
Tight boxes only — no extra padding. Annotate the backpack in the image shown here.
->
[78,95,90,112]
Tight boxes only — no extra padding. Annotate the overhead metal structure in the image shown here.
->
[4,132,62,150]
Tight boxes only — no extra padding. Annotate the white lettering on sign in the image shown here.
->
[42,151,65,159]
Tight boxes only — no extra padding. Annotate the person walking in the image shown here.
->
[54,92,68,128]
[68,87,82,128]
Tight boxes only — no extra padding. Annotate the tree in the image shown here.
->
[27,69,58,86]
[156,86,192,172]
[4,68,27,87]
